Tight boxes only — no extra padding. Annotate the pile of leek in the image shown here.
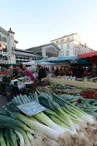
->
[0,92,97,146]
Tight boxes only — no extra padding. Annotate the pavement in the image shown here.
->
[0,95,7,110]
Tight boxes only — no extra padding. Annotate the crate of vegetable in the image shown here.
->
[80,89,97,99]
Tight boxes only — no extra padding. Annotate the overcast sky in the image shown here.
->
[1,0,97,50]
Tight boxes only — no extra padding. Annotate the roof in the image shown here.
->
[15,49,41,58]
[26,43,60,51]
[15,51,41,58]
[0,26,9,36]
[51,33,78,42]
[16,48,40,56]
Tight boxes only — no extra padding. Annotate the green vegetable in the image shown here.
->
[9,129,17,146]
[0,129,6,146]
[12,112,61,141]
[15,127,31,146]
[14,130,25,146]
[0,115,33,134]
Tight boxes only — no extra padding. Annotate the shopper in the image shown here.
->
[0,67,7,75]
[54,67,59,76]
[20,64,35,81]
[37,65,47,81]
[92,64,97,77]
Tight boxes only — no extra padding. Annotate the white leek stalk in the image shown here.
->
[14,112,61,140]
[14,130,25,146]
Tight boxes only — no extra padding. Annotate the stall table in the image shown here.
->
[49,78,97,89]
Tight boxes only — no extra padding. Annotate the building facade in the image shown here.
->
[0,26,94,63]
[51,33,94,56]
[15,49,41,63]
[27,43,60,58]
[0,26,41,64]
[0,27,17,64]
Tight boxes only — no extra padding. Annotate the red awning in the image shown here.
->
[78,51,97,63]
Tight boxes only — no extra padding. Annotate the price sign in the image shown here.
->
[17,101,46,116]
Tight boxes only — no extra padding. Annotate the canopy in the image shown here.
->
[37,58,48,63]
[78,51,97,63]
[58,56,78,61]
[38,56,78,63]
[23,61,36,65]
[77,59,92,65]
[38,61,56,66]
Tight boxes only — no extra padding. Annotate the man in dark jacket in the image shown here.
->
[37,65,47,81]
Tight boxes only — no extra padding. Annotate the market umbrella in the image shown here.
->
[77,59,92,65]
[78,51,97,63]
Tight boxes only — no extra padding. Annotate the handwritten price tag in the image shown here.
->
[17,101,46,116]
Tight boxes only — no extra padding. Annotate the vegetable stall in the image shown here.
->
[1,76,97,145]
[1,91,97,146]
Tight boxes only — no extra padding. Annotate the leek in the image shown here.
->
[14,130,25,146]
[0,115,34,134]
[9,129,18,146]
[34,112,66,133]
[15,127,31,146]
[52,93,95,124]
[6,139,10,146]
[0,129,6,146]
[13,112,61,140]
[27,132,38,146]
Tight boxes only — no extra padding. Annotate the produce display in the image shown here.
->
[50,84,81,95]
[61,94,97,119]
[50,83,97,119]
[0,92,97,146]
[81,89,97,99]
[50,83,97,98]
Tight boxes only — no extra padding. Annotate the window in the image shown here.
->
[66,50,69,56]
[74,50,76,55]
[66,43,70,49]
[12,47,15,51]
[67,37,69,41]
[60,51,64,56]
[61,39,64,43]
[77,50,80,55]
[61,44,63,49]
[74,50,79,55]
[0,35,2,41]
[4,45,7,52]
[2,37,7,42]
[56,40,58,44]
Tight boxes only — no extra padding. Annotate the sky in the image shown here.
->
[0,0,97,50]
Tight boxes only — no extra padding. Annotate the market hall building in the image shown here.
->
[26,43,60,58]
[0,26,41,64]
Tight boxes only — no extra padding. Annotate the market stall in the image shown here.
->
[49,77,97,89]
[0,91,97,146]
[1,57,97,145]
